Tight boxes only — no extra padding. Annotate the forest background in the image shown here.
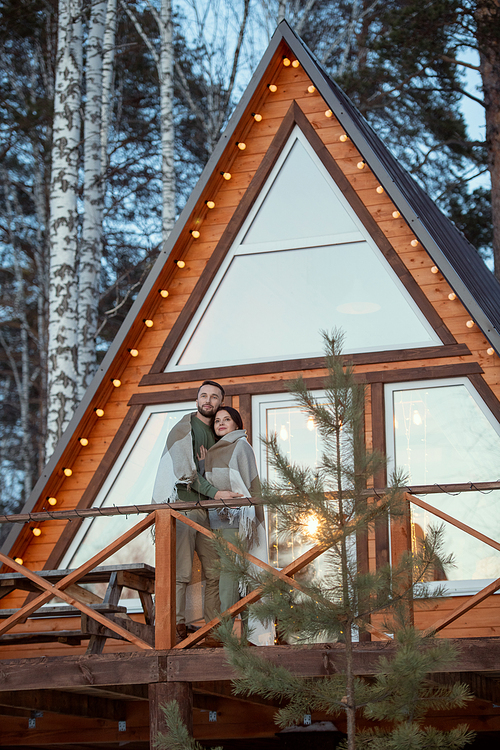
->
[0,0,499,536]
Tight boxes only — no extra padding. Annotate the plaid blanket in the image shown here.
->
[205,430,262,543]
[151,412,197,504]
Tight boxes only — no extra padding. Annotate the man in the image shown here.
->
[152,380,243,642]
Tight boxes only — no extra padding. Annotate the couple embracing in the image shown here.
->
[152,380,264,644]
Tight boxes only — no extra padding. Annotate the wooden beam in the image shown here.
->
[432,672,500,705]
[149,681,193,748]
[0,689,125,721]
[2,640,500,691]
[155,509,176,649]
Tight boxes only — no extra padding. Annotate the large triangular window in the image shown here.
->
[166,129,439,372]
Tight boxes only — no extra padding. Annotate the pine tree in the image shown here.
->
[158,329,475,750]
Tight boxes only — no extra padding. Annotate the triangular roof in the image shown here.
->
[3,20,500,570]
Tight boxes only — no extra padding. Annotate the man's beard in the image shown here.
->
[197,403,216,418]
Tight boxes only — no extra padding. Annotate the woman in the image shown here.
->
[199,406,266,613]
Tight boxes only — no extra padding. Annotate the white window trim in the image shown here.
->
[166,127,439,373]
[384,377,500,597]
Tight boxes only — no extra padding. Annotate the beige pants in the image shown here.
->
[175,507,220,625]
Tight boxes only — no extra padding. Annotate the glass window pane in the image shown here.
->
[176,242,438,369]
[242,138,359,245]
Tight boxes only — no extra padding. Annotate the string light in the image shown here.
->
[79,437,89,446]
[220,172,231,181]
[190,230,200,238]
[431,266,439,274]
[466,320,474,328]
[487,347,495,356]
[292,60,300,68]
[144,318,154,327]
[63,467,73,477]
[448,293,456,301]
[376,186,384,194]
[47,497,57,506]
[268,84,277,92]
[325,109,333,118]
[236,142,246,150]
[282,56,291,66]
[392,211,400,218]
[411,239,419,247]
[95,407,104,417]
[14,557,23,565]
[205,200,215,209]
[307,85,315,93]
[32,527,42,537]
[128,348,139,357]
[159,289,169,297]
[357,161,365,169]
[279,425,288,441]
[252,113,262,122]
[175,259,186,268]
[339,134,348,142]
[112,378,121,387]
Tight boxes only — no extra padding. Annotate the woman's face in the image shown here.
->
[214,410,238,437]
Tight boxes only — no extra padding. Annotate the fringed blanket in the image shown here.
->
[205,430,263,544]
[151,413,197,504]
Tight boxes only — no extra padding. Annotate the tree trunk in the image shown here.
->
[159,0,175,241]
[46,0,83,457]
[79,0,107,397]
[476,0,500,280]
[101,0,117,176]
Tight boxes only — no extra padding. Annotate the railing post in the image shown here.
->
[390,492,414,625]
[155,509,176,649]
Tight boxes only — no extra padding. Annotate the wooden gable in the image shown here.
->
[3,21,500,642]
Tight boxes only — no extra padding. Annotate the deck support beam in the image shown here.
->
[149,681,193,748]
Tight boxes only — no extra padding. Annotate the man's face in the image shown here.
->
[196,384,223,419]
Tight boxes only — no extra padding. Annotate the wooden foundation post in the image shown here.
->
[155,509,176,649]
[149,681,193,748]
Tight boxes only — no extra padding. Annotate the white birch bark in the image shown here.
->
[79,0,107,397]
[101,0,118,175]
[159,0,176,239]
[47,0,83,457]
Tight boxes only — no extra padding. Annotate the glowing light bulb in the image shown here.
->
[14,557,23,565]
[144,318,154,326]
[159,289,169,297]
[376,186,384,194]
[279,425,288,441]
[357,161,365,169]
[292,60,300,68]
[268,84,277,92]
[487,347,495,356]
[283,57,291,66]
[431,266,439,274]
[448,293,456,301]
[392,211,400,218]
[411,239,418,247]
[48,497,57,506]
[63,467,73,477]
[303,514,319,538]
[95,408,104,417]
[306,416,315,431]
[221,172,231,181]
[339,134,348,142]
[32,527,42,537]
[79,437,89,446]
[236,142,246,150]
[191,229,200,238]
[112,378,121,387]
[412,410,422,426]
[205,200,215,209]
[128,348,139,357]
[466,320,474,328]
[325,109,333,118]
[176,259,186,268]
[307,85,315,93]
[252,113,262,122]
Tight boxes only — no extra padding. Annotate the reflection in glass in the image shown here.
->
[176,242,437,368]
[64,408,192,597]
[392,384,500,582]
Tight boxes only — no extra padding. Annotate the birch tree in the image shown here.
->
[47,0,83,456]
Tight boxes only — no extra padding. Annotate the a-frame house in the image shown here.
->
[2,20,500,749]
